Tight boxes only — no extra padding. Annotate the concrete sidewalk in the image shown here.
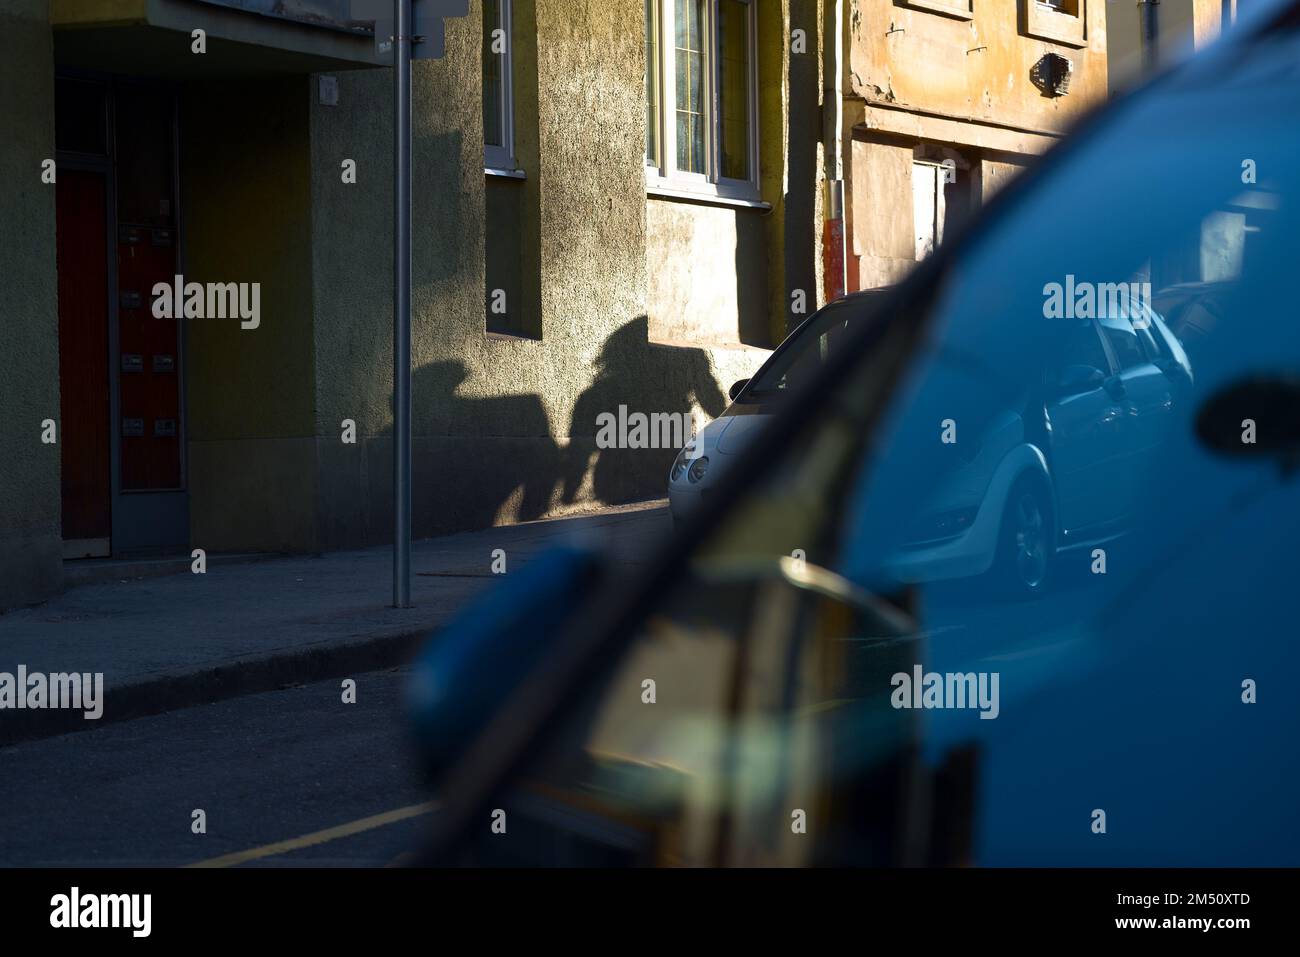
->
[0,501,670,746]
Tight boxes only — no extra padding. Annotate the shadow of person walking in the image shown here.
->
[561,315,727,506]
[405,359,563,533]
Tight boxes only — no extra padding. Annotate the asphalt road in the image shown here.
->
[0,667,433,867]
[0,542,1117,869]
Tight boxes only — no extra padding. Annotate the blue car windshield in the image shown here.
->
[457,25,1300,868]
[824,32,1300,862]
[837,40,1299,614]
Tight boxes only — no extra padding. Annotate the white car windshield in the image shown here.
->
[743,299,864,398]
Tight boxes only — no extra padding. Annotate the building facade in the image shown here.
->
[1107,0,1256,293]
[2,1,1117,612]
[1109,0,1245,94]
[3,0,833,610]
[840,0,1109,292]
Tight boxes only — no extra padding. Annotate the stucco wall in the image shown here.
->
[1,1,63,610]
[182,76,319,553]
[308,0,767,549]
[646,199,769,347]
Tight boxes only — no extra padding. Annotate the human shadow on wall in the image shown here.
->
[404,359,562,534]
[561,315,728,505]
[396,317,729,537]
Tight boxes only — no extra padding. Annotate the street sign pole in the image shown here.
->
[393,0,413,608]
[353,0,465,607]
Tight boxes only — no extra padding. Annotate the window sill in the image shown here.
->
[646,184,771,211]
[485,167,526,180]
[486,329,541,342]
[898,0,973,20]
[1021,0,1087,49]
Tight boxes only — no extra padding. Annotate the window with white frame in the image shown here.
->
[483,0,515,170]
[645,0,760,201]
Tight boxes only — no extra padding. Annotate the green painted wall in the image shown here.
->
[0,1,62,610]
[181,76,319,552]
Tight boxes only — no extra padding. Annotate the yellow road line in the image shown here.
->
[187,801,437,869]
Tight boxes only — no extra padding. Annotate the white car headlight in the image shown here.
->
[670,448,690,482]
[688,456,710,484]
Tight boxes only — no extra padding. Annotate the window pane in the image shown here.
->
[1135,319,1162,360]
[718,0,749,180]
[674,0,705,174]
[646,0,658,164]
[483,0,502,148]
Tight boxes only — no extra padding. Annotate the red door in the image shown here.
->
[117,224,181,491]
[56,169,112,557]
[115,83,183,495]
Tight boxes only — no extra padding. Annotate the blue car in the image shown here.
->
[410,0,1300,867]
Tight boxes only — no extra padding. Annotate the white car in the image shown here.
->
[885,302,1191,596]
[667,292,883,524]
[670,290,1192,598]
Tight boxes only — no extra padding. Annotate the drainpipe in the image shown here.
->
[1137,0,1160,73]
[1221,0,1236,31]
[823,0,847,303]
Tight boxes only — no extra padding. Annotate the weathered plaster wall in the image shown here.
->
[848,0,1108,135]
[842,0,1108,293]
[980,152,1031,203]
[849,136,914,288]
[1,1,63,610]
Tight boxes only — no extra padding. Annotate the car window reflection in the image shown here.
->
[453,61,1300,866]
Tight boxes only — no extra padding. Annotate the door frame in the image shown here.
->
[55,74,117,559]
[55,71,191,557]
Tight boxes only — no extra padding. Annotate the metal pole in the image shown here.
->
[823,0,847,304]
[1137,0,1160,74]
[393,0,412,608]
